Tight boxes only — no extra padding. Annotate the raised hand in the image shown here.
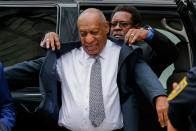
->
[40,32,61,51]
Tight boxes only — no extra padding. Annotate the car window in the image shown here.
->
[0,7,57,67]
[139,12,192,93]
[156,29,180,89]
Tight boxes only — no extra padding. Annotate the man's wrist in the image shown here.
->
[143,25,154,40]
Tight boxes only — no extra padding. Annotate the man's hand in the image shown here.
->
[40,32,61,51]
[173,82,178,90]
[125,28,149,46]
[155,96,169,128]
[167,82,179,131]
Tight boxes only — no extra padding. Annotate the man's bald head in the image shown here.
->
[77,8,109,56]
[78,8,106,27]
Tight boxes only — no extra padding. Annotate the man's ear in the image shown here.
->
[105,21,110,34]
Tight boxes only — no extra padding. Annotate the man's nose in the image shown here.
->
[85,34,94,44]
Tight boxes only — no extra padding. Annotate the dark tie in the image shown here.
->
[89,56,105,127]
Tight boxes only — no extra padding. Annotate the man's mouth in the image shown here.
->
[84,44,97,52]
[87,46,96,51]
[113,32,125,39]
[114,34,124,38]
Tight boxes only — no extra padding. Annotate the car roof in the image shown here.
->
[0,0,195,2]
[0,0,185,3]
[0,0,194,8]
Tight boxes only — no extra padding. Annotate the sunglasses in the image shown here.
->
[110,21,132,28]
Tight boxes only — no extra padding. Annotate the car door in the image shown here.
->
[175,0,196,65]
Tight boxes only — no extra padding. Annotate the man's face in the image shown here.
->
[78,13,109,56]
[110,11,134,39]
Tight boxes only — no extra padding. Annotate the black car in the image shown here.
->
[0,0,196,130]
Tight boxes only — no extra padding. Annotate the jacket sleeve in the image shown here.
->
[4,57,45,89]
[145,30,179,77]
[0,62,15,131]
[134,53,167,105]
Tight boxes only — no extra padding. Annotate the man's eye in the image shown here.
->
[120,22,129,27]
[91,31,98,35]
[80,32,87,37]
[110,22,117,27]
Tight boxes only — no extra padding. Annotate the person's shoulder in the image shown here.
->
[168,66,196,103]
[107,36,124,46]
[61,40,81,47]
[59,40,82,56]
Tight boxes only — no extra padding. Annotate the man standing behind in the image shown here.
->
[110,5,178,77]
[38,8,167,131]
[0,61,15,131]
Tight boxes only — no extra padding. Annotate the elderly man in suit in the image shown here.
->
[37,8,167,131]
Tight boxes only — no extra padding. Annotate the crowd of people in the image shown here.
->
[0,4,195,131]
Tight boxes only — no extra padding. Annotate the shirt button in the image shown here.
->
[85,107,88,111]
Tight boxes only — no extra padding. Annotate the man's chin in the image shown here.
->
[86,50,99,56]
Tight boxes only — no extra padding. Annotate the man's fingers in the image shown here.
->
[125,29,134,43]
[41,32,60,51]
[46,38,50,49]
[50,37,55,51]
[131,30,140,44]
[158,112,168,127]
[41,33,50,47]
[173,82,178,90]
[125,30,130,41]
[54,35,61,50]
[127,29,143,46]
[163,109,168,126]
[128,34,135,46]
[42,32,51,49]
[127,30,137,46]
[40,39,46,47]
[155,96,169,128]
[159,110,168,128]
[158,112,164,127]
[56,41,61,50]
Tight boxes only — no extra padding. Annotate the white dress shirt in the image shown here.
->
[57,39,123,131]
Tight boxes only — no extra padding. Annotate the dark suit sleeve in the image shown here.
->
[145,30,179,76]
[4,57,45,89]
[0,62,15,131]
[134,53,167,105]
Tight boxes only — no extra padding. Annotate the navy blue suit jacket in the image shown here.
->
[0,62,15,131]
[37,38,166,131]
